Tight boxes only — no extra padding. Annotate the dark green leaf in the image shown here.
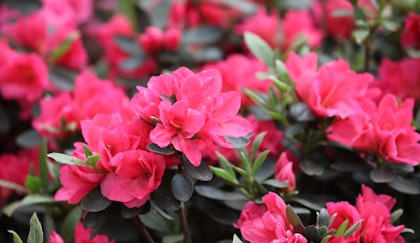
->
[47,153,85,166]
[80,187,112,212]
[119,55,146,71]
[151,173,181,211]
[300,160,324,176]
[49,67,76,91]
[28,213,43,243]
[183,26,224,44]
[195,185,245,201]
[370,166,395,183]
[274,59,292,85]
[8,230,23,243]
[0,179,30,194]
[302,225,321,242]
[244,31,275,67]
[250,132,266,160]
[50,31,80,62]
[388,176,420,194]
[83,144,92,157]
[191,47,223,62]
[182,157,213,181]
[16,129,42,148]
[163,233,184,243]
[292,198,323,211]
[121,201,151,219]
[253,158,276,182]
[332,9,354,17]
[114,35,142,55]
[149,0,171,28]
[140,210,177,234]
[289,102,316,122]
[86,154,101,167]
[215,151,236,178]
[0,103,10,133]
[147,143,175,155]
[21,194,54,207]
[225,135,251,149]
[286,205,305,233]
[171,174,194,202]
[262,179,289,188]
[353,5,366,22]
[38,139,49,193]
[317,208,330,227]
[223,0,256,14]
[60,206,83,243]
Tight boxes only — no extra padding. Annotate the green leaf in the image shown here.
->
[286,205,305,233]
[262,179,289,188]
[353,5,366,22]
[119,55,146,71]
[114,35,143,55]
[50,31,80,62]
[274,59,292,85]
[289,102,316,122]
[251,150,270,175]
[28,213,43,243]
[121,202,151,219]
[21,194,54,206]
[86,154,101,167]
[233,234,243,243]
[352,29,369,44]
[140,210,178,234]
[382,21,400,32]
[388,176,420,195]
[8,230,23,243]
[369,166,395,183]
[215,151,236,177]
[16,129,42,148]
[391,208,404,223]
[244,31,275,67]
[171,174,194,202]
[317,208,330,226]
[225,135,251,149]
[83,144,92,157]
[80,187,112,212]
[60,206,83,243]
[320,235,332,243]
[343,219,362,237]
[299,160,325,176]
[0,179,30,194]
[47,153,85,166]
[183,26,224,44]
[210,167,239,185]
[195,185,246,201]
[332,9,354,17]
[147,143,176,155]
[250,132,266,160]
[38,139,49,193]
[335,219,349,237]
[243,89,269,107]
[162,233,184,243]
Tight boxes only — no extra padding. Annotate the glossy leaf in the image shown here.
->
[183,26,223,44]
[171,174,194,202]
[300,160,324,176]
[289,102,316,122]
[388,176,420,195]
[335,219,349,237]
[225,135,251,149]
[251,150,270,175]
[182,157,213,181]
[47,153,85,166]
[391,208,403,223]
[0,179,30,194]
[262,179,289,189]
[80,187,112,212]
[147,143,175,155]
[16,129,42,148]
[8,230,23,243]
[370,166,395,183]
[151,173,181,211]
[286,205,305,233]
[121,201,151,219]
[28,213,43,243]
[195,186,245,201]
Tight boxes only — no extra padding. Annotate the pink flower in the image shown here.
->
[275,152,296,193]
[373,57,420,101]
[235,192,306,243]
[202,54,272,107]
[32,92,78,139]
[356,185,405,242]
[281,10,324,50]
[285,52,318,82]
[0,43,49,104]
[138,26,181,54]
[400,12,420,49]
[132,67,253,166]
[101,150,166,208]
[235,7,281,48]
[41,0,94,25]
[295,59,373,119]
[46,231,65,243]
[326,201,362,242]
[74,222,115,243]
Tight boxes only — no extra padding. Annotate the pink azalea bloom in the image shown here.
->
[201,54,272,107]
[295,59,373,119]
[373,57,420,101]
[356,185,405,242]
[101,150,166,208]
[326,201,362,243]
[74,222,115,243]
[275,152,296,193]
[285,52,318,82]
[0,44,49,104]
[41,0,94,25]
[400,12,420,49]
[281,10,324,50]
[46,231,65,243]
[138,27,181,54]
[32,92,78,139]
[235,7,281,48]
[235,192,306,243]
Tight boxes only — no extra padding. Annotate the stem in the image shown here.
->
[364,43,370,72]
[132,216,155,243]
[177,204,192,243]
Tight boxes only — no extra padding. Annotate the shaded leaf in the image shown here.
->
[195,185,246,201]
[16,129,42,148]
[0,179,30,194]
[388,176,420,194]
[225,135,251,149]
[182,157,213,181]
[352,29,369,44]
[191,47,223,62]
[262,179,289,189]
[47,153,85,166]
[119,55,146,71]
[147,143,175,155]
[38,139,49,193]
[317,208,330,227]
[28,213,43,243]
[289,102,316,122]
[302,225,320,242]
[223,0,256,14]
[114,35,142,55]
[300,160,324,176]
[286,205,305,233]
[163,233,184,243]
[293,198,323,211]
[244,31,275,67]
[370,166,395,183]
[49,67,76,91]
[391,208,403,223]
[80,187,112,212]
[149,0,171,28]
[121,201,151,219]
[60,206,83,243]
[140,210,178,234]
[183,26,223,44]
[151,173,181,211]
[171,174,194,202]
[0,103,10,133]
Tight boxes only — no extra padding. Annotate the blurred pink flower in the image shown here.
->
[400,12,420,49]
[275,152,296,193]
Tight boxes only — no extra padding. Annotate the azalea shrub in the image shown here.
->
[0,0,420,242]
